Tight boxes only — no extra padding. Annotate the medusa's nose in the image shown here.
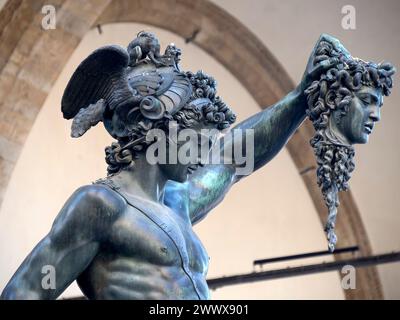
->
[369,104,381,122]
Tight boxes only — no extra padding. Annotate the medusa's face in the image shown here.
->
[332,86,383,144]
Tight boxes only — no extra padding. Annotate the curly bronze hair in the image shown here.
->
[105,70,236,175]
[304,40,395,251]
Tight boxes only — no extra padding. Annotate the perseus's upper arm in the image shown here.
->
[186,164,236,224]
[1,184,125,300]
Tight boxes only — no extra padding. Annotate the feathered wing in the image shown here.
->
[70,99,106,138]
[61,45,135,121]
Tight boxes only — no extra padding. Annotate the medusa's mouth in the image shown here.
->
[364,123,374,134]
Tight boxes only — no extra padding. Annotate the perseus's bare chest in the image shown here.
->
[107,196,209,276]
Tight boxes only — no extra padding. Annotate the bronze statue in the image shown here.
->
[304,40,395,251]
[1,32,394,299]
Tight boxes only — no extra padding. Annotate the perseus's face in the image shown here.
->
[332,86,383,144]
[159,124,220,183]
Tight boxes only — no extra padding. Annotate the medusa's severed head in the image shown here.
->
[304,40,395,251]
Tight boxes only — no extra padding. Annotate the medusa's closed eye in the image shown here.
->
[357,92,381,107]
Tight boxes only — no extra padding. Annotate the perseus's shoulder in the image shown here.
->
[75,184,126,214]
[56,184,127,225]
[47,184,127,244]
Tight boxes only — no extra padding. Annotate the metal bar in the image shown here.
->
[253,245,359,266]
[208,251,400,290]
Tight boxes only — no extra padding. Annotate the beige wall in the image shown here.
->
[0,23,344,299]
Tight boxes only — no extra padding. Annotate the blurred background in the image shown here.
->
[0,0,399,299]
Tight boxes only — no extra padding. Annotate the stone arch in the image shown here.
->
[0,0,382,299]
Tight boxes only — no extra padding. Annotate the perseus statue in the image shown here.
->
[1,32,394,300]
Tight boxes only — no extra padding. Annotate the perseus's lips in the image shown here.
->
[187,164,199,174]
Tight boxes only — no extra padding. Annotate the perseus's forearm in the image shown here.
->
[232,88,306,173]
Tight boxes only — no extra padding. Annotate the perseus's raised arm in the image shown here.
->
[187,34,347,224]
[187,89,306,223]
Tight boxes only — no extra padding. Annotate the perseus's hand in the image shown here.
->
[297,33,351,94]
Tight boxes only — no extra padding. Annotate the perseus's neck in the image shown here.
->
[110,156,168,203]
